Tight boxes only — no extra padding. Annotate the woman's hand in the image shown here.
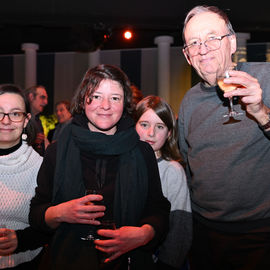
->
[0,228,18,255]
[94,224,155,263]
[45,194,106,229]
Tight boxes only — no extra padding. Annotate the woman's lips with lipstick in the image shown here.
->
[145,140,155,145]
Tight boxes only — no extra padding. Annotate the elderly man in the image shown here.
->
[178,5,270,270]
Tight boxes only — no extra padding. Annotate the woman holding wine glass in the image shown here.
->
[29,64,170,270]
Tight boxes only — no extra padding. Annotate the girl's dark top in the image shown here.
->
[29,113,170,270]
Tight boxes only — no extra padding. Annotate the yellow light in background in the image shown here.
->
[39,114,58,137]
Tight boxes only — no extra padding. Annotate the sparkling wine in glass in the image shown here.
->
[217,70,243,118]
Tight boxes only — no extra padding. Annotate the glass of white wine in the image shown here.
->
[217,67,243,119]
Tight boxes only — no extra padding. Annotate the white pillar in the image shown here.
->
[88,49,101,68]
[233,32,250,63]
[21,43,39,88]
[154,36,174,102]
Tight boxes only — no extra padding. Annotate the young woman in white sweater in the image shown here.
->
[135,95,192,270]
[0,84,49,269]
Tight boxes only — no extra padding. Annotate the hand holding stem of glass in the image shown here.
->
[96,220,116,264]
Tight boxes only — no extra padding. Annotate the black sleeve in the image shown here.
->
[137,141,171,250]
[29,142,57,232]
[14,226,53,253]
[47,128,55,143]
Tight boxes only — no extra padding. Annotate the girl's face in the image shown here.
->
[84,79,124,135]
[136,108,170,158]
[0,93,30,149]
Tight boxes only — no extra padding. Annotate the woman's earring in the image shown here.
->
[22,128,27,141]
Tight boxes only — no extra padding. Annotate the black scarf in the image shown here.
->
[52,114,148,227]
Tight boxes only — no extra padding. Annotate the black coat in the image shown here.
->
[29,115,170,270]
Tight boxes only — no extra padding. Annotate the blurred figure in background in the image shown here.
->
[47,100,72,143]
[135,95,192,270]
[0,84,50,270]
[25,85,49,156]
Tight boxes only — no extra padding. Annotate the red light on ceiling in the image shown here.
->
[123,30,133,40]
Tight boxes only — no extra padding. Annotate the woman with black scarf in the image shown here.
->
[29,64,170,270]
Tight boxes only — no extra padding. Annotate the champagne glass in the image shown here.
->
[81,189,104,241]
[217,68,243,119]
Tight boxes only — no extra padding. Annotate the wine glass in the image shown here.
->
[80,189,104,241]
[217,66,243,119]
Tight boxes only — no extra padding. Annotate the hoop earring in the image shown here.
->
[22,128,27,141]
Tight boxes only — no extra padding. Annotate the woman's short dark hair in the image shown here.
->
[0,84,36,146]
[134,95,181,161]
[71,64,133,116]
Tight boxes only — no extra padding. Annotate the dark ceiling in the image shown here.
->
[1,0,270,54]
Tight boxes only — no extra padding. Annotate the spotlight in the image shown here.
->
[123,29,133,40]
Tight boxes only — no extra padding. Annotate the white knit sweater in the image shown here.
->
[0,142,43,268]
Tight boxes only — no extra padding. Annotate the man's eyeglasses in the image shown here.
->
[38,95,48,100]
[0,112,27,122]
[184,33,232,56]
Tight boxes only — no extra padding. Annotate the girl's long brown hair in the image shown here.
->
[134,95,181,161]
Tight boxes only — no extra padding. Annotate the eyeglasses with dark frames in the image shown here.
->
[184,33,232,56]
[0,112,27,122]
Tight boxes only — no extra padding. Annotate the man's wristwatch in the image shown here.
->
[259,113,270,131]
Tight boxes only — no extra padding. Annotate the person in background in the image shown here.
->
[134,95,192,270]
[0,84,50,270]
[29,64,170,270]
[130,84,144,120]
[47,100,72,143]
[130,84,144,107]
[179,5,270,270]
[25,85,49,156]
